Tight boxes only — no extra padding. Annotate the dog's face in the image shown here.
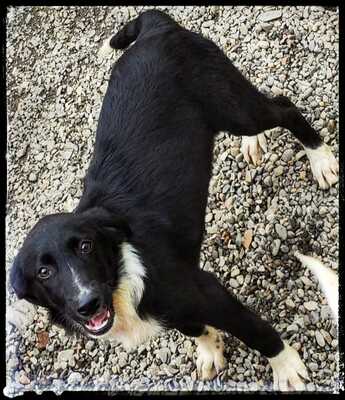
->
[10,207,129,337]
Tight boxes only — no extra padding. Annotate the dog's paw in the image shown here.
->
[196,344,226,380]
[268,341,309,392]
[195,327,226,380]
[98,37,114,58]
[305,143,339,189]
[240,133,267,166]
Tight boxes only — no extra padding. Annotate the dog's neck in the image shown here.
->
[118,242,146,308]
[96,241,163,349]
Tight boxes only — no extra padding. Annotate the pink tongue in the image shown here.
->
[89,309,107,327]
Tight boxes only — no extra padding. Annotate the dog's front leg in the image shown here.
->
[175,270,309,391]
[176,323,226,380]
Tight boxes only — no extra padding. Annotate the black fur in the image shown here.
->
[11,10,325,359]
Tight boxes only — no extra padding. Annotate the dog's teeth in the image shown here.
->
[85,309,110,332]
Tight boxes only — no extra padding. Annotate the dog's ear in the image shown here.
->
[10,254,28,299]
[81,207,132,242]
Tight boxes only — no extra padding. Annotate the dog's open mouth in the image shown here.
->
[84,307,114,336]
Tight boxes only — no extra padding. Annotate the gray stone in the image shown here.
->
[281,149,294,163]
[67,372,83,385]
[7,300,36,334]
[17,372,30,385]
[230,278,239,288]
[118,352,128,368]
[286,323,298,332]
[319,207,328,216]
[275,224,287,240]
[274,166,284,176]
[309,362,318,372]
[28,172,38,182]
[17,144,29,159]
[258,40,269,49]
[235,232,242,247]
[205,213,213,223]
[271,86,283,96]
[57,349,74,365]
[301,87,313,100]
[315,331,325,347]
[272,239,281,256]
[85,340,95,351]
[258,10,282,23]
[304,301,318,311]
[263,175,272,186]
[295,150,306,160]
[157,348,170,364]
[285,299,295,308]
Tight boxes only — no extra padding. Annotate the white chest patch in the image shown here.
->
[99,242,164,350]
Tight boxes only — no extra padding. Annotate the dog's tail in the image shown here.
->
[98,9,177,57]
[295,252,338,322]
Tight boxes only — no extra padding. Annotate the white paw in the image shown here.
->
[196,345,226,380]
[305,143,339,189]
[195,328,226,380]
[240,134,267,166]
[98,37,114,58]
[268,341,309,392]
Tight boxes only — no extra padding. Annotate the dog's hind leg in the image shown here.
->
[238,94,337,189]
[186,41,338,189]
[220,89,337,189]
[264,95,338,190]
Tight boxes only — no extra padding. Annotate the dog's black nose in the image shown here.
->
[77,294,102,318]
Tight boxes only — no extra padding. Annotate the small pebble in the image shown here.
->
[275,224,287,240]
[315,331,325,347]
[286,299,295,308]
[281,149,294,163]
[230,278,239,288]
[18,373,30,385]
[274,166,284,176]
[295,150,306,160]
[304,301,318,311]
[272,239,281,256]
[258,10,282,23]
[28,173,38,182]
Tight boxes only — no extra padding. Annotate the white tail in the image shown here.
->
[295,252,338,323]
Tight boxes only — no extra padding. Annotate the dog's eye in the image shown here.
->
[79,239,93,254]
[37,266,52,280]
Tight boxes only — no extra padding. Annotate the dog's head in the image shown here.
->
[10,207,131,337]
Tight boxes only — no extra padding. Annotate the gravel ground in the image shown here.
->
[5,5,339,396]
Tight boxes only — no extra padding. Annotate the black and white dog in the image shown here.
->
[10,10,338,391]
